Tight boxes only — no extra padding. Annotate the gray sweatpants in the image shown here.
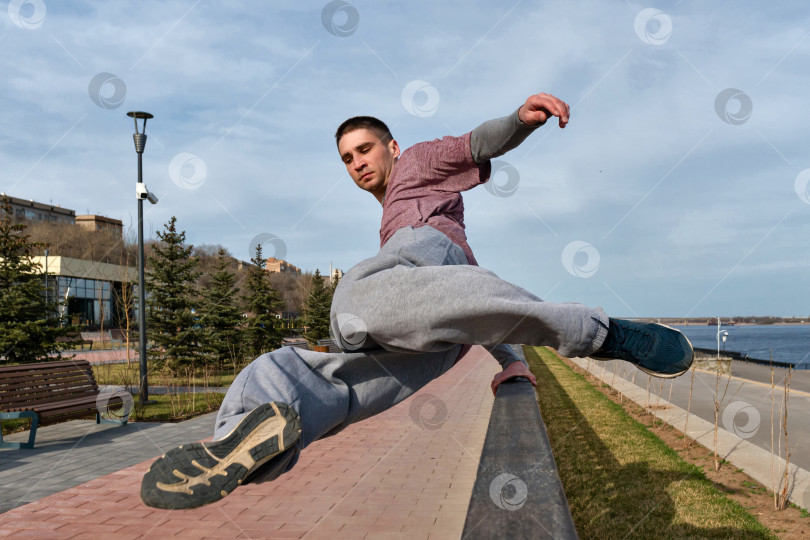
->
[214,226,608,475]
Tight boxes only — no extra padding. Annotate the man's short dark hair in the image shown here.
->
[335,116,393,147]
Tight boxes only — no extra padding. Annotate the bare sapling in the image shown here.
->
[684,364,697,449]
[667,380,674,408]
[655,379,664,411]
[204,364,213,410]
[776,365,794,510]
[189,367,196,416]
[645,375,652,411]
[713,361,733,471]
[98,285,106,347]
[112,243,135,366]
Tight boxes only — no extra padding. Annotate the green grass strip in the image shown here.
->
[129,392,225,422]
[92,362,237,388]
[526,346,776,540]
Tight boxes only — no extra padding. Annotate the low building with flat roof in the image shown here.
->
[75,214,124,235]
[32,255,137,328]
[1,193,75,224]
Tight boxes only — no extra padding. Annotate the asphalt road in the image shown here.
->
[588,359,810,472]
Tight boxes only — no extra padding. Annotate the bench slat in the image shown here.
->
[37,398,123,420]
[0,374,94,389]
[0,360,93,373]
[0,363,95,377]
[2,388,99,409]
[0,372,95,392]
[2,380,98,399]
[0,373,96,389]
[1,380,97,397]
[35,397,102,415]
[22,394,99,411]
[1,374,97,393]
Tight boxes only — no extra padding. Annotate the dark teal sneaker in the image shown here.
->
[591,318,693,378]
[141,402,302,509]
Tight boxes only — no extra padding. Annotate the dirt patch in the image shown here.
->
[563,357,810,540]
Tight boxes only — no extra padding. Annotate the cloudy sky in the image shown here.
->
[2,0,809,318]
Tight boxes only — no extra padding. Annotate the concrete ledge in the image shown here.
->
[462,348,577,539]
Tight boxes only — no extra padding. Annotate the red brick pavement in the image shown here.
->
[0,346,500,539]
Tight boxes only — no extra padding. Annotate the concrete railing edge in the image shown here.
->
[461,345,577,539]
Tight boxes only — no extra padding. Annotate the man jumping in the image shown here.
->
[140,92,693,509]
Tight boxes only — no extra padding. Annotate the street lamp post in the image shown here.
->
[715,317,729,360]
[127,111,157,405]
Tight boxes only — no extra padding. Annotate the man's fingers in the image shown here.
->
[529,93,570,128]
[537,94,566,116]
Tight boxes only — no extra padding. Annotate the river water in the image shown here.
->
[672,324,810,368]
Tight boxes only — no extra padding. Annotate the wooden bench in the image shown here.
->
[55,332,93,351]
[0,360,128,449]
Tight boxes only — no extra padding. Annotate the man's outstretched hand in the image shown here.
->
[491,361,538,396]
[518,92,570,128]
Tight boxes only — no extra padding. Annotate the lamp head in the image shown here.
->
[127,111,153,133]
[127,111,153,153]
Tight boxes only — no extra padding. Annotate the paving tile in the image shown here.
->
[6,529,78,539]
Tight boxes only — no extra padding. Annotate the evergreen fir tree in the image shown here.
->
[0,197,66,363]
[304,269,332,345]
[198,248,243,370]
[242,245,284,358]
[331,269,341,295]
[145,217,203,373]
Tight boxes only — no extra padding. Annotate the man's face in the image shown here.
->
[337,128,400,202]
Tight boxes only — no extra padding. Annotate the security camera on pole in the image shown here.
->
[127,111,157,405]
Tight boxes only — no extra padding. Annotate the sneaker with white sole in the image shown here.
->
[591,318,694,378]
[140,401,302,509]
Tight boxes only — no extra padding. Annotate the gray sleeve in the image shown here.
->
[485,343,527,370]
[470,108,543,164]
